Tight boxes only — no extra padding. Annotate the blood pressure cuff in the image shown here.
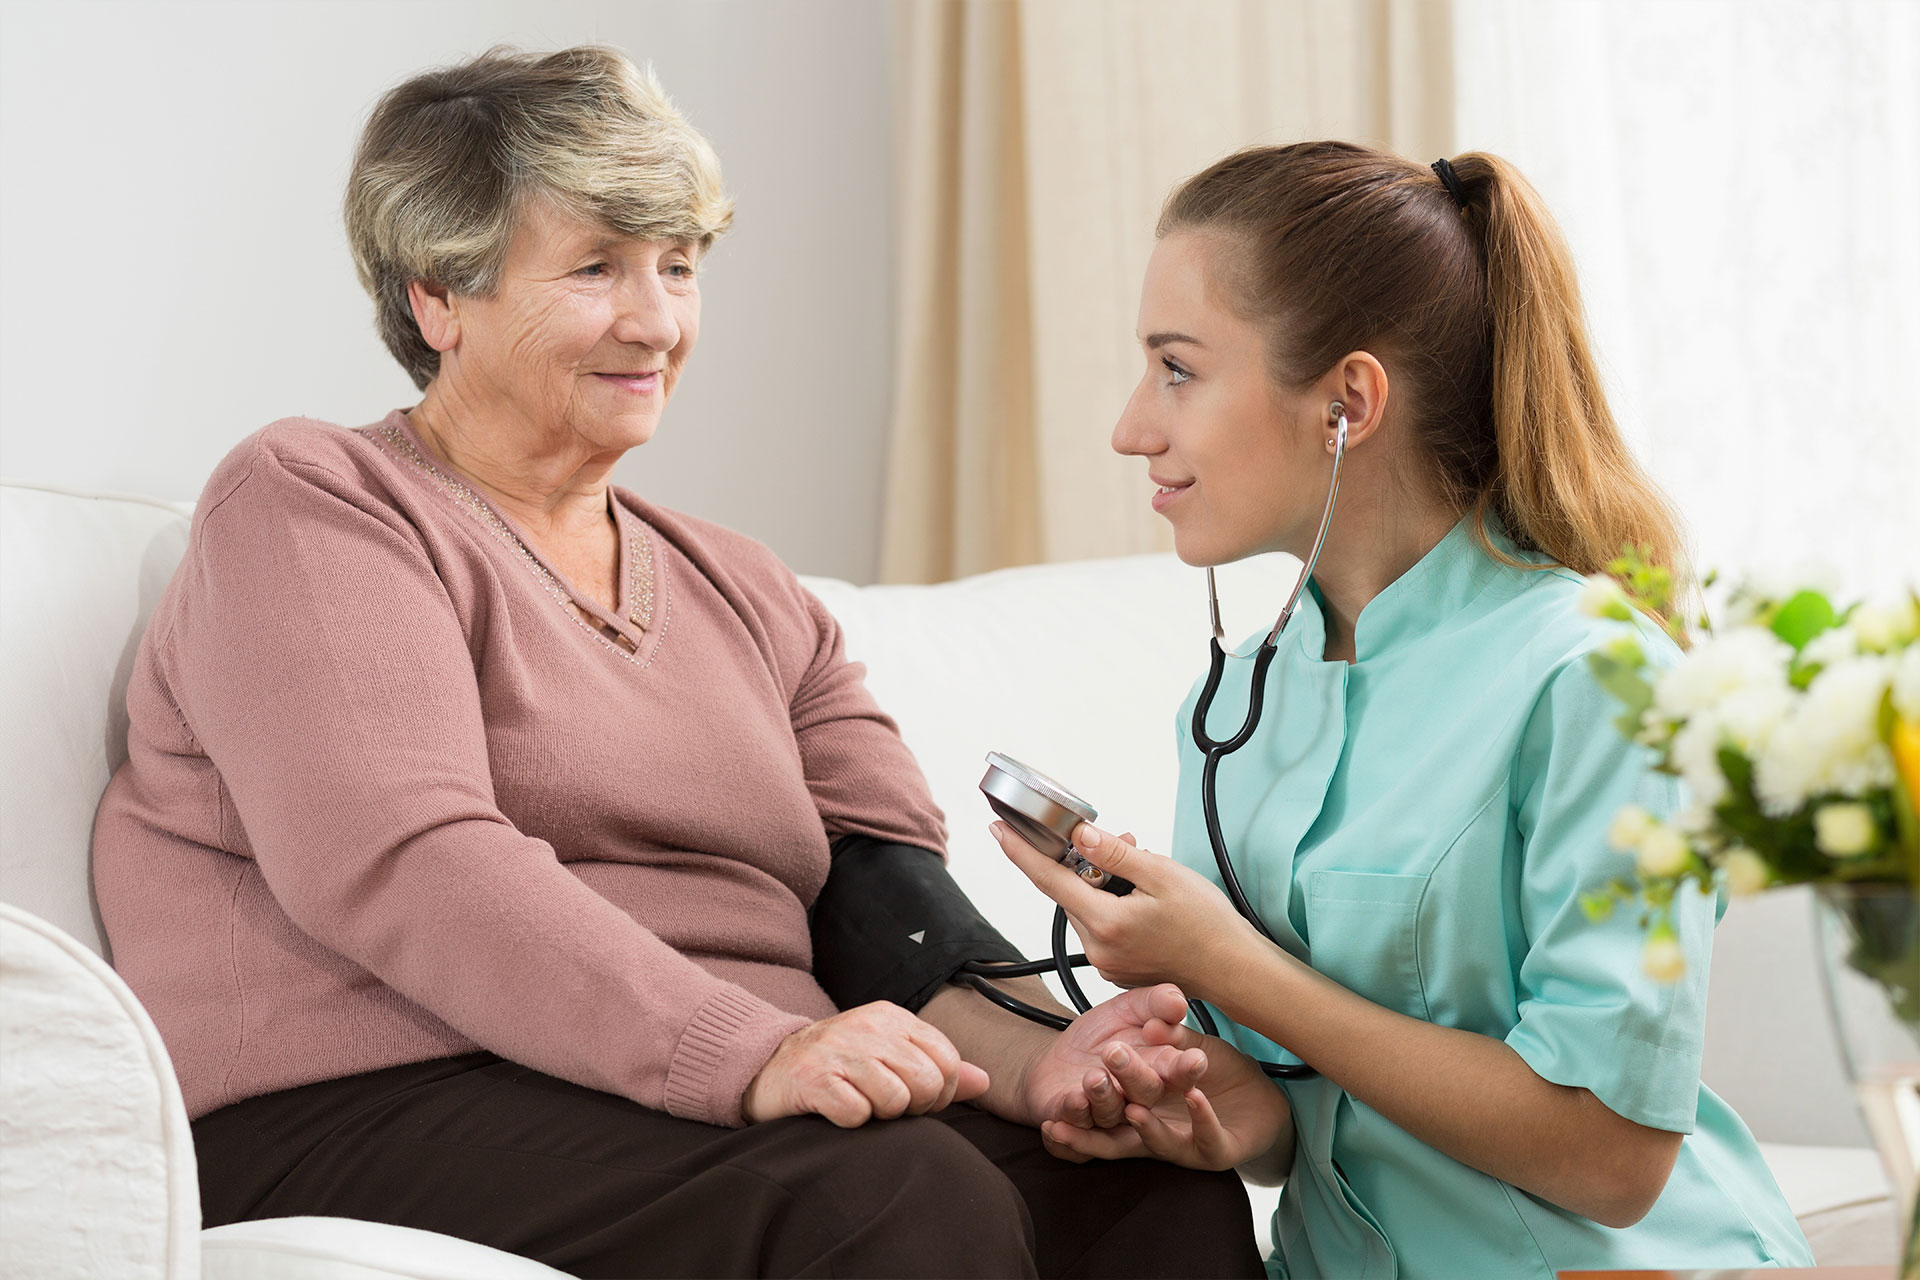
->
[809,835,1027,1012]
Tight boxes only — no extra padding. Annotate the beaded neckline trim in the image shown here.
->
[365,423,665,666]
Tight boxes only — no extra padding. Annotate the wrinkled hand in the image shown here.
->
[1015,982,1199,1130]
[990,819,1257,1000]
[1040,1015,1292,1172]
[743,1001,990,1128]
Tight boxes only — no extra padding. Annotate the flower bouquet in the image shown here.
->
[1579,547,1920,1272]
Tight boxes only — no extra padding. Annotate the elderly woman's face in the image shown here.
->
[445,200,701,452]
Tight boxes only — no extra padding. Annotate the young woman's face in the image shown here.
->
[1111,231,1336,567]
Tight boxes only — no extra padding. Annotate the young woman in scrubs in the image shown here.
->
[992,143,1815,1277]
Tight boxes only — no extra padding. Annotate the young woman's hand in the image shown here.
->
[1015,982,1195,1129]
[743,1002,990,1127]
[989,819,1259,1002]
[1040,1015,1293,1173]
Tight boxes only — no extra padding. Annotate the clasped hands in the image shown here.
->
[992,817,1291,1170]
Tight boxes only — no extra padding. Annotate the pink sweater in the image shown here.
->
[93,412,947,1125]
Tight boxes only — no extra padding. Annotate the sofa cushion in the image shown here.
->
[0,484,190,959]
[200,1218,572,1280]
[1756,1141,1895,1265]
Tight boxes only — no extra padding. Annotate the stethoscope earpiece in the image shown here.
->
[1207,403,1347,655]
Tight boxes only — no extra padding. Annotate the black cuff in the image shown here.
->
[809,835,1026,1012]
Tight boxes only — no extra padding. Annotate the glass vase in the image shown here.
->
[1813,882,1920,1278]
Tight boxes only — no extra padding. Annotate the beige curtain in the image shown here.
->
[881,0,1456,583]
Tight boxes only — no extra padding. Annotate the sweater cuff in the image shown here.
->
[663,987,811,1128]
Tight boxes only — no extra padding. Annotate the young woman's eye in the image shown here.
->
[1162,356,1191,385]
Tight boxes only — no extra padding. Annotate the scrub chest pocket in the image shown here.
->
[1303,870,1433,1022]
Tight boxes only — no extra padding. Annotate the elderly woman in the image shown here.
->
[91,46,1265,1279]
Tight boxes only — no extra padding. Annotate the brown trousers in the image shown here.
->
[193,1052,1266,1279]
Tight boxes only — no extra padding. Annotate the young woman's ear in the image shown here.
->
[407,279,461,354]
[1323,352,1390,451]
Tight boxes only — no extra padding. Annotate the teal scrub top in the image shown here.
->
[1172,518,1813,1279]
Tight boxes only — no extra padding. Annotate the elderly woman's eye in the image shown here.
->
[576,262,609,277]
[664,261,696,280]
[1162,356,1191,385]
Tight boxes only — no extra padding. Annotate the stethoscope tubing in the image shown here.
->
[1190,637,1315,1078]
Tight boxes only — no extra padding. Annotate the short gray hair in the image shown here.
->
[344,46,732,389]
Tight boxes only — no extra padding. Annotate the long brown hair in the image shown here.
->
[1159,141,1689,621]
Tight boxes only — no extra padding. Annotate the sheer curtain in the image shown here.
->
[883,0,1917,595]
[1453,0,1920,599]
[881,0,1453,582]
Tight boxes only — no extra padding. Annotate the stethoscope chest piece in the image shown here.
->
[981,753,1129,892]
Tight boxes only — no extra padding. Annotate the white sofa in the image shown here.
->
[0,480,1895,1277]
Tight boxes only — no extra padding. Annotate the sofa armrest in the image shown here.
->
[1,901,200,1279]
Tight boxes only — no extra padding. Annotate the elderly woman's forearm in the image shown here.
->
[918,976,1066,1124]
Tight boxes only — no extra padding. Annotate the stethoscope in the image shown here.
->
[969,404,1349,1082]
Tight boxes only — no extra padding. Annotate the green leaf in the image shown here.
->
[1771,590,1838,650]
[1718,745,1755,796]
[1587,650,1654,729]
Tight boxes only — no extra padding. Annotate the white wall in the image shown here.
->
[1454,0,1920,602]
[0,0,896,582]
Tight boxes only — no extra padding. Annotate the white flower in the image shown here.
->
[1653,629,1793,720]
[1643,934,1687,982]
[1637,707,1679,749]
[1754,656,1897,815]
[1669,715,1729,810]
[1579,575,1632,621]
[1851,604,1901,653]
[1716,682,1796,757]
[1814,801,1880,858]
[1663,681,1793,820]
[1852,599,1920,654]
[1721,847,1770,897]
[1635,823,1692,878]
[1607,804,1655,852]
[1672,800,1717,836]
[1801,627,1858,669]
[1894,645,1920,724]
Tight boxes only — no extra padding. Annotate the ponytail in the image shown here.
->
[1158,142,1691,631]
[1447,153,1690,622]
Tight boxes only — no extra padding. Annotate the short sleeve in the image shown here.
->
[1504,654,1715,1134]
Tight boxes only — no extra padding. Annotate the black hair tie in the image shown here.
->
[1430,157,1469,209]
